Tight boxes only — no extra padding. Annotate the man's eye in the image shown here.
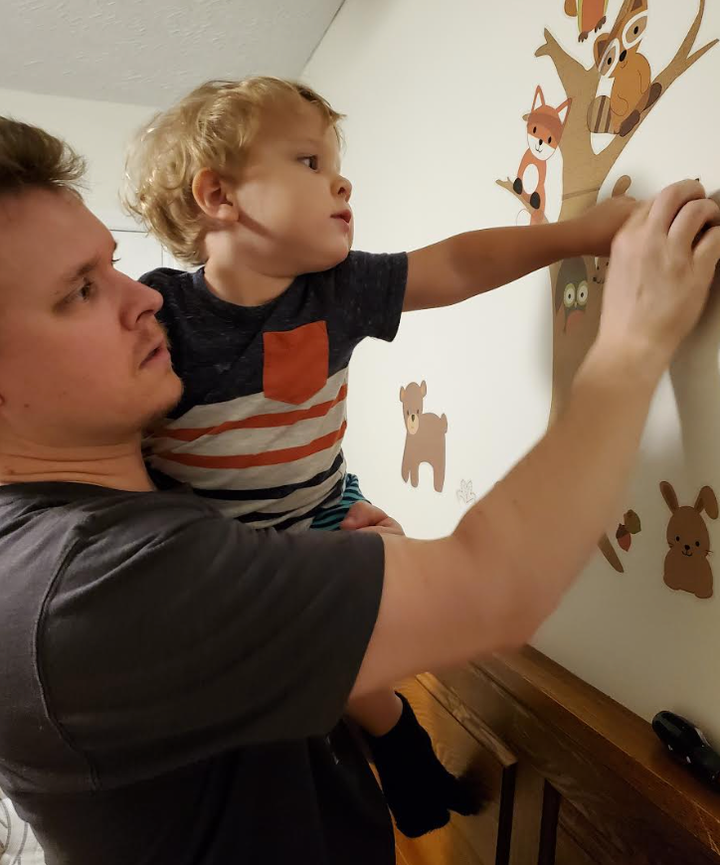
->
[299,155,319,170]
[67,281,96,304]
[112,256,121,267]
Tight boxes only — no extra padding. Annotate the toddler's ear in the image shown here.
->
[191,168,237,223]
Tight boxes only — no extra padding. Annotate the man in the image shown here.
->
[0,117,718,865]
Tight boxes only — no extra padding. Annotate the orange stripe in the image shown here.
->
[158,384,347,442]
[156,421,347,470]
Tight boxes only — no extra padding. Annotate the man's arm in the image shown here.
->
[356,346,655,691]
[352,181,720,698]
[403,196,636,312]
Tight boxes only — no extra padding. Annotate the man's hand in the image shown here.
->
[595,180,720,374]
[571,194,639,257]
[341,502,405,536]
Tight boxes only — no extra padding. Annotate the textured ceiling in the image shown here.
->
[1,0,344,107]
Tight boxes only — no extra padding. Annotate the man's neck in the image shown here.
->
[0,438,154,492]
[203,246,296,308]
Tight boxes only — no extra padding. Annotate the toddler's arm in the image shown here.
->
[403,196,636,312]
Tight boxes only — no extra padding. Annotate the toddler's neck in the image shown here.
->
[204,256,296,308]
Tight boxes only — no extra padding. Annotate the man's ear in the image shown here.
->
[191,168,238,223]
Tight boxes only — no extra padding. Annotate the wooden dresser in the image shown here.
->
[395,647,720,865]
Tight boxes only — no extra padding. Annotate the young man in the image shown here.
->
[0,117,718,865]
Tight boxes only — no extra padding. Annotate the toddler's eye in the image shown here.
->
[300,155,319,170]
[78,281,95,302]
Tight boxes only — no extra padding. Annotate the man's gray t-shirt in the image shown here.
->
[0,482,394,864]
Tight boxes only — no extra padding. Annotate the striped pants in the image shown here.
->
[310,474,368,532]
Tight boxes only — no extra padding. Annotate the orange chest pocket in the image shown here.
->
[263,321,330,405]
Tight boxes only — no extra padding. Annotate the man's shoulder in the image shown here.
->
[0,485,224,697]
[0,483,219,568]
[0,484,248,649]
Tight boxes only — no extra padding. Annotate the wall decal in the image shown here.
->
[616,509,642,552]
[587,0,662,137]
[496,0,716,572]
[457,479,477,506]
[400,381,448,493]
[593,176,632,291]
[555,257,589,333]
[564,0,609,43]
[660,482,718,600]
[510,85,571,225]
[592,254,610,286]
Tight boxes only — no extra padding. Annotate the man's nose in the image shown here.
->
[121,275,164,327]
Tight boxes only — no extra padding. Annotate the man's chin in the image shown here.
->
[144,378,184,429]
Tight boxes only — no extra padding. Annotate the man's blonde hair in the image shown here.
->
[123,77,344,266]
[0,116,86,200]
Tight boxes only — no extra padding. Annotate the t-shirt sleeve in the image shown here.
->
[41,494,385,786]
[331,250,408,343]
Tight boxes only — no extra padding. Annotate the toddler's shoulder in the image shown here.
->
[138,266,189,293]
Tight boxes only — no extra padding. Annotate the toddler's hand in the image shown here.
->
[574,194,639,257]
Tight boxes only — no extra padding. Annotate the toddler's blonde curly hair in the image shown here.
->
[123,77,343,266]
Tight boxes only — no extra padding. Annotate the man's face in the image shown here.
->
[230,98,354,275]
[0,189,182,448]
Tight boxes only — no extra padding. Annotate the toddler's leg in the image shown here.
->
[348,688,403,736]
[348,690,477,838]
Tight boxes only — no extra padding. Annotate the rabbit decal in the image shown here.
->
[660,481,718,600]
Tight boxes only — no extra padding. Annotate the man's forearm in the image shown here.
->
[462,344,658,637]
[355,344,659,696]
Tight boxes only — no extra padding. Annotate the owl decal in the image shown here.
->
[554,258,589,333]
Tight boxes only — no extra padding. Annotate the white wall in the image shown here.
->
[0,87,156,220]
[304,0,720,739]
[0,87,187,277]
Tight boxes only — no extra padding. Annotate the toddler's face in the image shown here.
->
[231,98,353,274]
